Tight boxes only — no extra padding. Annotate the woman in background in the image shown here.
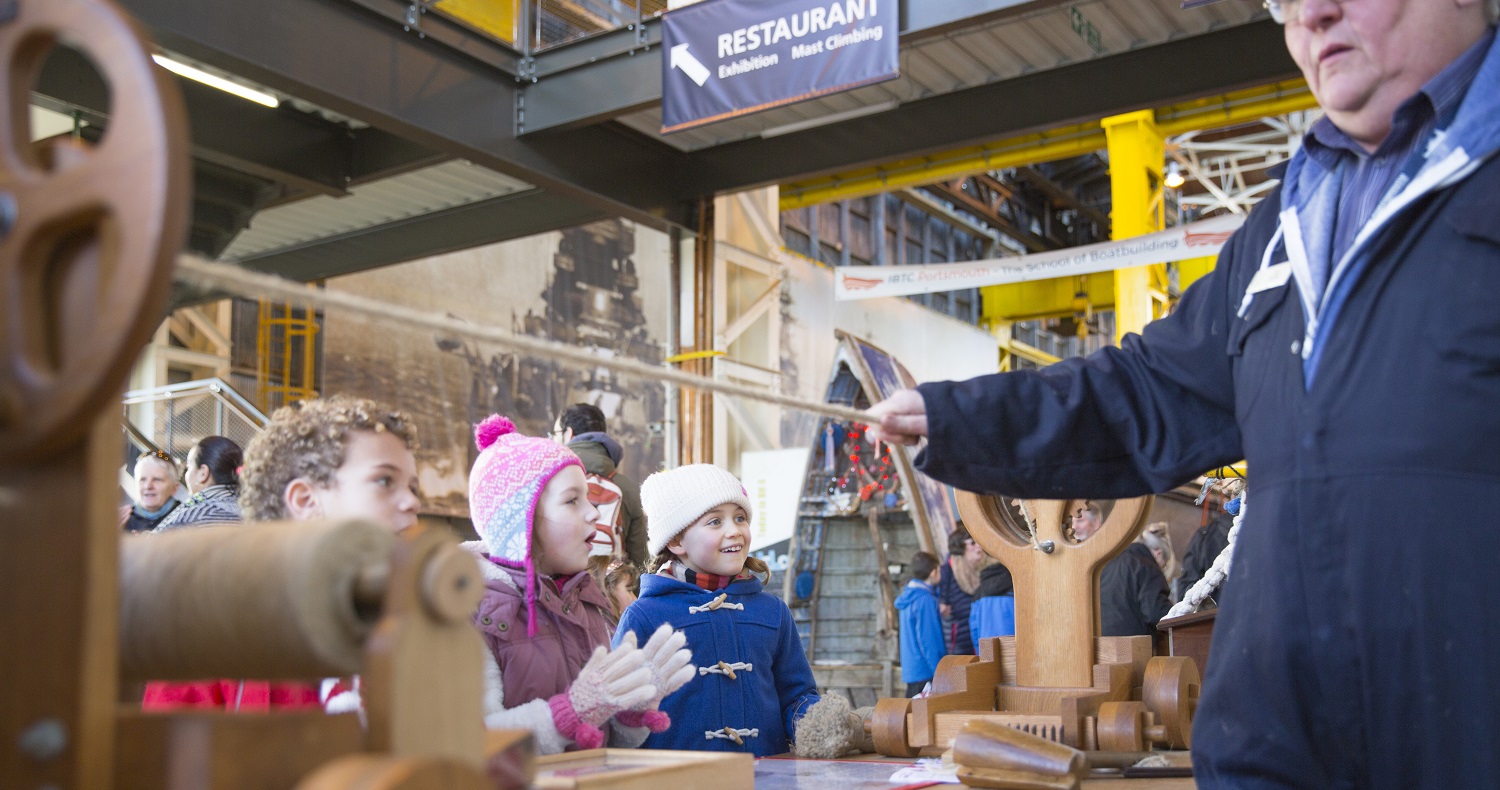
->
[937,527,987,655]
[155,436,243,530]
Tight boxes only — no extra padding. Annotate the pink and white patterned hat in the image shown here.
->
[468,414,582,636]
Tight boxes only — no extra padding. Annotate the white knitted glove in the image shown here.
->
[548,632,655,748]
[615,624,694,732]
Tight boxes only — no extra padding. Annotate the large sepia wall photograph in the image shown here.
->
[324,219,672,517]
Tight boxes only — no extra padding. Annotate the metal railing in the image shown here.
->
[121,378,269,470]
[528,0,665,51]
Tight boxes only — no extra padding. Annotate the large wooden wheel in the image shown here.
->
[871,696,920,757]
[1094,656,1200,752]
[1143,655,1198,750]
[0,0,189,464]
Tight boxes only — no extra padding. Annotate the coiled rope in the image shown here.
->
[1167,487,1245,618]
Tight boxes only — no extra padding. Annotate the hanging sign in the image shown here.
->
[661,0,899,133]
[834,215,1245,300]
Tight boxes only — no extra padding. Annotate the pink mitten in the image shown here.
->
[548,634,655,748]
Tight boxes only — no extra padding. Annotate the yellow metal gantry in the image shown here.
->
[864,80,1317,367]
[779,79,1317,211]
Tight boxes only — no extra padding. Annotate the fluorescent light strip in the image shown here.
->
[152,55,279,108]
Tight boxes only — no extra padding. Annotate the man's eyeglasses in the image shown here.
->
[1264,0,1302,24]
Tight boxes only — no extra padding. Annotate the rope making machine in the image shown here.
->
[0,1,530,787]
[867,494,1202,789]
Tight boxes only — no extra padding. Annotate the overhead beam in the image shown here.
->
[518,0,1036,135]
[518,24,663,134]
[981,272,1118,322]
[117,0,1301,233]
[922,180,1056,253]
[119,0,695,229]
[763,24,1306,209]
[895,186,1011,252]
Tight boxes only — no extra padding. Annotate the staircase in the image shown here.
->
[121,378,269,474]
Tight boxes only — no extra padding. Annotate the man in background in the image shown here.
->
[553,403,648,567]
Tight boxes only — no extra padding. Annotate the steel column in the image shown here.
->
[1103,110,1168,342]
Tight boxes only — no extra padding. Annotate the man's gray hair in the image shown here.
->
[1489,0,1498,25]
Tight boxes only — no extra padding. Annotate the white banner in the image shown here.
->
[741,447,809,550]
[834,215,1244,301]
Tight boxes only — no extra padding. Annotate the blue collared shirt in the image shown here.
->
[1300,27,1494,281]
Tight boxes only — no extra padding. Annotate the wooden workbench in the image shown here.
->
[758,753,1195,789]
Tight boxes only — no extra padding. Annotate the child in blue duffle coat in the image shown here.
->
[612,464,872,758]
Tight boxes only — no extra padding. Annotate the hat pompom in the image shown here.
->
[474,415,517,451]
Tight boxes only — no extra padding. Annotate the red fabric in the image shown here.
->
[142,680,321,712]
[683,567,736,591]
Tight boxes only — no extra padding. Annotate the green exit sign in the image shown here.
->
[1069,7,1103,55]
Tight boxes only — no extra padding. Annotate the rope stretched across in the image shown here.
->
[176,257,870,424]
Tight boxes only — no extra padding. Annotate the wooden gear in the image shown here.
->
[0,1,532,787]
[868,493,1202,761]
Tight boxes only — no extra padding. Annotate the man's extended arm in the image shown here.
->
[870,210,1274,499]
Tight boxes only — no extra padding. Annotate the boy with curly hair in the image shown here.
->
[238,395,421,715]
[241,395,421,533]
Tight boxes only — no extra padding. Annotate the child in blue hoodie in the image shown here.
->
[613,464,870,758]
[896,551,946,696]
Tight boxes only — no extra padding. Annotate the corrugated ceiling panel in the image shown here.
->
[219,159,532,261]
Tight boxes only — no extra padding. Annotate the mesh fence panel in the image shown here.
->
[123,383,267,472]
[532,0,666,50]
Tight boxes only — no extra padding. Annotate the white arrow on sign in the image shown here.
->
[671,43,711,87]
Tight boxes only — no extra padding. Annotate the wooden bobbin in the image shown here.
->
[1142,655,1198,750]
[1095,701,1152,753]
[1095,656,1199,752]
[953,718,1087,790]
[1094,656,1198,753]
[118,519,396,680]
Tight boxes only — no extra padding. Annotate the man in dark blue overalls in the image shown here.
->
[868,1,1500,786]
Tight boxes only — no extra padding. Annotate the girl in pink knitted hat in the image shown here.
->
[460,415,693,754]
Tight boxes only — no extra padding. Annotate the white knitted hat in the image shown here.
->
[642,464,754,557]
